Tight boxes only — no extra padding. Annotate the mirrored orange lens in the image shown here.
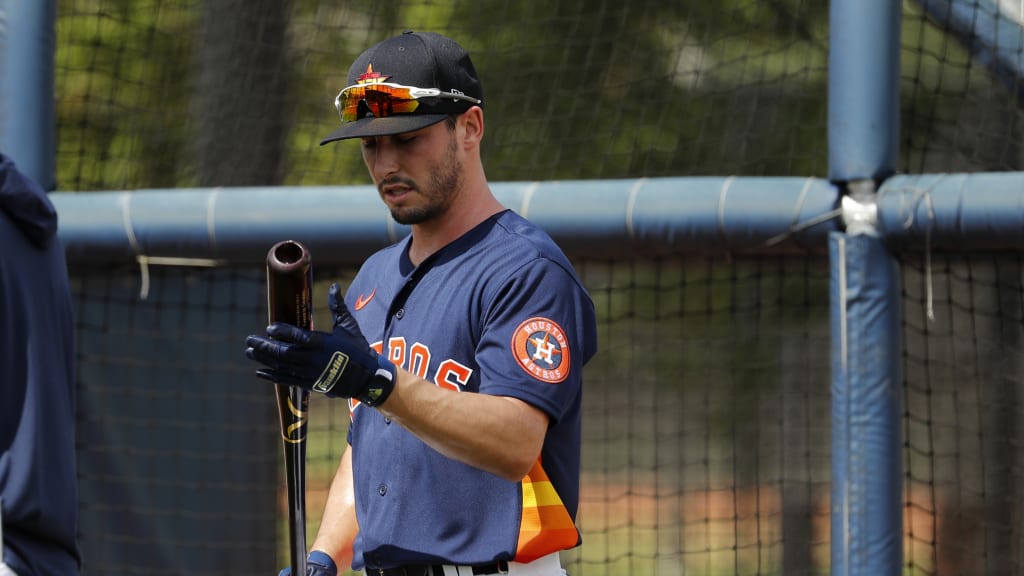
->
[339,86,421,122]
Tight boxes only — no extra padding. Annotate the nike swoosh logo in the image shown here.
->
[354,288,376,311]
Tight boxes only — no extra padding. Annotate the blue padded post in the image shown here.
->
[830,231,903,576]
[0,0,56,191]
[829,2,904,573]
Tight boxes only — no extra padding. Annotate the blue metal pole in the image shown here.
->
[48,177,842,265]
[829,0,901,182]
[910,0,1024,101]
[0,0,56,191]
[829,1,904,575]
[830,231,904,576]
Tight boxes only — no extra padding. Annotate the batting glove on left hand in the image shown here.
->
[245,287,396,406]
[277,550,337,576]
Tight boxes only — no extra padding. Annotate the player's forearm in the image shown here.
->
[311,447,358,569]
[376,368,548,481]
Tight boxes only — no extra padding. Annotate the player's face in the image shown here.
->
[361,120,463,226]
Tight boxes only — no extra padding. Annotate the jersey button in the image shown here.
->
[378,484,388,496]
[395,308,404,319]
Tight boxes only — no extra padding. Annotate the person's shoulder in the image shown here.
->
[0,154,58,249]
[485,210,587,289]
[490,210,566,260]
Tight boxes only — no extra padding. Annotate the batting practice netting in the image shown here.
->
[31,1,1024,575]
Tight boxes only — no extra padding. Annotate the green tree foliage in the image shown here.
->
[57,0,196,190]
[55,0,833,191]
[55,1,1024,191]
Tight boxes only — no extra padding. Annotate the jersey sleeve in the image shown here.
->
[474,257,595,422]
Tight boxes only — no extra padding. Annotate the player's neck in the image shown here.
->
[408,186,503,266]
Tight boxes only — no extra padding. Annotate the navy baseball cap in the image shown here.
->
[320,31,484,145]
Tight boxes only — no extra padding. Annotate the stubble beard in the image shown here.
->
[388,136,463,226]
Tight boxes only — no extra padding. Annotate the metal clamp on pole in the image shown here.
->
[841,179,880,237]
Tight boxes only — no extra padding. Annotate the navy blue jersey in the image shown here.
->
[344,210,596,570]
[0,155,81,575]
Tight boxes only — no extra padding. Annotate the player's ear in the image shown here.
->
[458,106,484,149]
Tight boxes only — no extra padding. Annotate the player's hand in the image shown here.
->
[328,282,363,339]
[245,287,396,406]
[277,550,338,576]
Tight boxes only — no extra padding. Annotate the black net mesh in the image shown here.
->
[901,253,1024,576]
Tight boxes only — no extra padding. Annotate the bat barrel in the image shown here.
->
[269,240,311,272]
[267,240,314,329]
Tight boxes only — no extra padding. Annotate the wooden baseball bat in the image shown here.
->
[266,240,312,576]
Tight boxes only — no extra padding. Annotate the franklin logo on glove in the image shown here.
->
[313,352,350,394]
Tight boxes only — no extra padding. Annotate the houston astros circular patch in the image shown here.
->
[512,317,571,383]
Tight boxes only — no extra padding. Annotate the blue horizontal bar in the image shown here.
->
[52,177,840,265]
[876,172,1024,251]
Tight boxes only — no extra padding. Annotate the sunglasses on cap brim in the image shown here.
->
[334,82,481,123]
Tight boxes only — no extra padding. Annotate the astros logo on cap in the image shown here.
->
[512,317,571,384]
[357,64,389,85]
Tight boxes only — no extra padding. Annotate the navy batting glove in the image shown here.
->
[277,550,337,576]
[328,282,361,336]
[245,290,396,406]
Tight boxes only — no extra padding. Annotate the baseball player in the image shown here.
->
[245,31,597,575]
[0,154,81,576]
